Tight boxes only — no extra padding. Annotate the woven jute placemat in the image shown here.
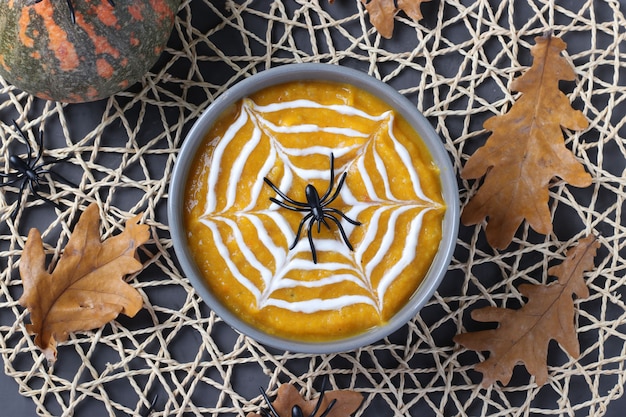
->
[1,1,625,416]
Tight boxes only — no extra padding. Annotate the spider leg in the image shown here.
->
[307,216,318,264]
[326,207,362,225]
[11,120,37,166]
[66,0,77,24]
[308,378,328,417]
[32,129,45,167]
[318,399,338,417]
[33,152,76,185]
[107,0,115,6]
[9,180,28,221]
[0,176,22,186]
[11,120,28,143]
[38,168,78,188]
[35,153,73,167]
[322,171,348,206]
[319,153,335,202]
[258,388,281,417]
[270,197,309,212]
[141,394,158,417]
[316,215,331,233]
[290,213,313,250]
[264,177,308,207]
[49,170,77,187]
[324,213,355,251]
[29,181,62,209]
[53,154,73,164]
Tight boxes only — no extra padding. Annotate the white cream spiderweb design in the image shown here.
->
[199,98,443,316]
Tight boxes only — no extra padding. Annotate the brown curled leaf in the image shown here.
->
[359,0,430,38]
[19,202,149,363]
[247,382,363,417]
[461,34,591,249]
[454,235,599,386]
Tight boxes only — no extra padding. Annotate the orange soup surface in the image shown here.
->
[184,80,445,341]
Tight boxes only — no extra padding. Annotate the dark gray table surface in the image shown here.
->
[1,1,625,416]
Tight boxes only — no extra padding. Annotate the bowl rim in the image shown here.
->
[168,63,459,354]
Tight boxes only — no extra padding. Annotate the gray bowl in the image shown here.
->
[168,63,459,354]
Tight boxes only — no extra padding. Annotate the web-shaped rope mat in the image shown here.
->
[1,1,625,416]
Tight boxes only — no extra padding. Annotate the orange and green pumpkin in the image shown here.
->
[0,0,180,103]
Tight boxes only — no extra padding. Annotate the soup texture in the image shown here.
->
[184,80,445,341]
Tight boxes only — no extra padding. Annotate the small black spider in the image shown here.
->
[259,378,337,417]
[0,121,74,220]
[263,153,361,264]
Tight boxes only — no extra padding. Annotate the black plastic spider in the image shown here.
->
[0,121,74,220]
[32,0,115,24]
[263,153,361,264]
[259,378,337,417]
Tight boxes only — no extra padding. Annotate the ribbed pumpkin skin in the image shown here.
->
[0,0,179,103]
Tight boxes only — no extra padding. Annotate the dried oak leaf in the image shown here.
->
[19,202,149,363]
[247,382,363,417]
[454,235,599,387]
[359,0,431,38]
[461,35,592,249]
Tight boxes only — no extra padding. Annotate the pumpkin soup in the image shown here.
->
[183,80,445,341]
